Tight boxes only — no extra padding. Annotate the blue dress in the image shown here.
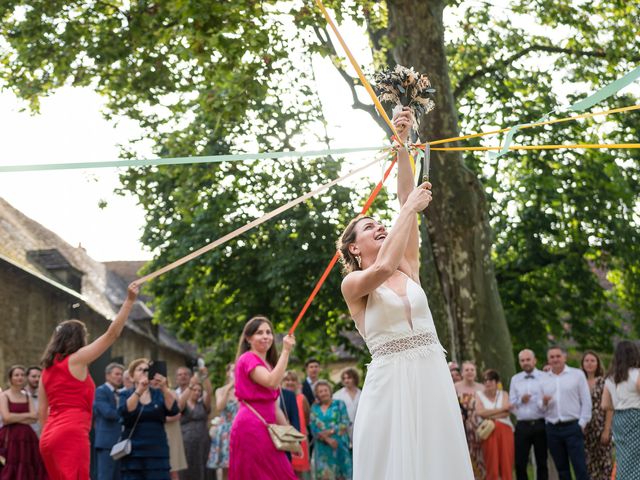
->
[207,398,238,469]
[118,387,179,480]
[310,399,353,480]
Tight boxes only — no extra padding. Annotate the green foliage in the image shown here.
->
[1,0,638,374]
[446,0,640,358]
[0,0,393,375]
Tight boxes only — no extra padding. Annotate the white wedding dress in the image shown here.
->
[352,271,473,479]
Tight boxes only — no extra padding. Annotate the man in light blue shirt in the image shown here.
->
[540,346,591,480]
[510,349,547,480]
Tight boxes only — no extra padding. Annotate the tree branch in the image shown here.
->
[453,44,640,98]
[311,26,390,134]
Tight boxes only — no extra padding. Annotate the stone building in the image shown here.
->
[0,197,196,385]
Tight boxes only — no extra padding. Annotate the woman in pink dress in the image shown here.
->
[38,283,138,479]
[228,316,297,480]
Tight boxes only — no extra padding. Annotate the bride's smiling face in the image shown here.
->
[348,218,388,260]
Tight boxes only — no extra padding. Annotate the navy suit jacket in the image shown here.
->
[302,379,315,407]
[93,383,122,449]
[278,389,300,431]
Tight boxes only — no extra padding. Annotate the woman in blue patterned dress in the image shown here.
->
[602,340,640,480]
[310,380,352,480]
[207,363,238,480]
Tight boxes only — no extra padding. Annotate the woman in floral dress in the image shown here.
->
[207,363,238,480]
[455,361,486,479]
[310,381,352,480]
[581,351,613,479]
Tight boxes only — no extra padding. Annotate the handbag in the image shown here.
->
[110,400,144,460]
[476,419,496,441]
[475,391,500,441]
[242,399,305,455]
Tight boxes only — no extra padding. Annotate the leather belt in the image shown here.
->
[546,419,578,427]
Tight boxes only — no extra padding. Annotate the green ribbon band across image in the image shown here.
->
[0,145,389,173]
[490,64,640,159]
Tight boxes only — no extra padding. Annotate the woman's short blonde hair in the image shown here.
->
[283,370,300,382]
[127,358,149,378]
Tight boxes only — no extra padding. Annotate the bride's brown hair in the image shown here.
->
[337,215,372,275]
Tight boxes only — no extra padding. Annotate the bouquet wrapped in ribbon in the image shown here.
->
[373,65,436,135]
[374,65,436,181]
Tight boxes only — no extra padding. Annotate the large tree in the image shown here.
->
[301,0,639,368]
[1,1,638,376]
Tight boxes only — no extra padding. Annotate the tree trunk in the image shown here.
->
[386,0,515,378]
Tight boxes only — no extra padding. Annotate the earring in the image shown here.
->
[355,255,362,268]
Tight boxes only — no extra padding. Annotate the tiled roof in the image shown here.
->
[0,197,194,357]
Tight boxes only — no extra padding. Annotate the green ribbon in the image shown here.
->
[0,145,389,173]
[490,64,640,159]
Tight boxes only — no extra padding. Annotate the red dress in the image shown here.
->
[291,393,311,473]
[40,355,95,480]
[0,398,48,479]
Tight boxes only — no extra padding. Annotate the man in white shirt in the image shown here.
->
[510,349,547,480]
[25,366,42,437]
[174,366,191,396]
[540,346,591,480]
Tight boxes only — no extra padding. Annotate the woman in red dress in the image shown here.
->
[0,365,47,479]
[38,282,139,479]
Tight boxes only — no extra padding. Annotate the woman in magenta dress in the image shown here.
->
[228,316,297,480]
[38,283,138,479]
[0,365,47,479]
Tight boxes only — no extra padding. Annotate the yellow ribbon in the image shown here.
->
[426,104,640,146]
[430,143,640,152]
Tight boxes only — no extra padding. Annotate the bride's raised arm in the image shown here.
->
[340,184,431,304]
[394,107,424,280]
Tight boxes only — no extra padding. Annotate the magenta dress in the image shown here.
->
[228,352,296,480]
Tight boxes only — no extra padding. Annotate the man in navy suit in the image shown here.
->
[302,358,321,406]
[94,362,125,480]
[301,358,321,457]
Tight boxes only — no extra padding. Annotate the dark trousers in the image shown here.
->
[95,448,120,480]
[515,419,548,480]
[545,421,588,480]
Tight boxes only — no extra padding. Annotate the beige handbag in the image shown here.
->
[476,419,496,441]
[243,400,305,455]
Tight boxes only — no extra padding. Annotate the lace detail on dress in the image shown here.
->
[366,328,445,365]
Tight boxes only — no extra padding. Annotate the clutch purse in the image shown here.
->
[243,400,305,454]
[476,418,496,441]
[267,423,306,454]
[109,439,132,460]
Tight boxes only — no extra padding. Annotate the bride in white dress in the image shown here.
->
[338,108,474,479]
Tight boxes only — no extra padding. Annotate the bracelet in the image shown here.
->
[133,391,141,397]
